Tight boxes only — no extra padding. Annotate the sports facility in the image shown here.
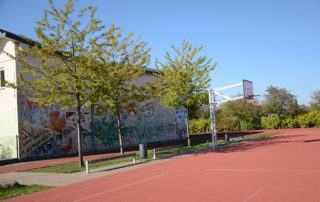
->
[5,128,320,202]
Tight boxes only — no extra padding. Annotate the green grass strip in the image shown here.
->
[230,132,280,141]
[23,155,138,173]
[0,184,54,201]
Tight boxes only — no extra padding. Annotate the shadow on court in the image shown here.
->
[210,134,306,153]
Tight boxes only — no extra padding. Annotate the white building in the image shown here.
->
[0,29,187,160]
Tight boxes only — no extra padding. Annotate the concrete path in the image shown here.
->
[0,159,171,186]
[0,147,207,186]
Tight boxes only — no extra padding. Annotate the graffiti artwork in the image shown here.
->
[17,93,187,159]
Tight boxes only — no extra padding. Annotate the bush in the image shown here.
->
[189,119,211,133]
[216,116,240,132]
[281,118,299,129]
[298,112,320,128]
[261,116,281,129]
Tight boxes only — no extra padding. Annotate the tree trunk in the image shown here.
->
[184,107,191,147]
[76,93,84,167]
[116,111,124,155]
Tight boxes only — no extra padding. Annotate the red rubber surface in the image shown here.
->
[6,128,320,202]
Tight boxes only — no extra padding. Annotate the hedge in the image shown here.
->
[261,116,281,129]
[297,112,320,128]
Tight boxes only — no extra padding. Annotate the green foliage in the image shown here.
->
[0,184,54,200]
[297,112,320,128]
[92,24,151,154]
[216,116,240,132]
[189,119,211,133]
[308,103,320,112]
[264,86,299,118]
[261,116,281,129]
[309,90,320,112]
[155,40,216,109]
[3,0,105,167]
[13,0,105,108]
[155,41,216,145]
[218,100,262,131]
[188,92,210,119]
[281,118,299,129]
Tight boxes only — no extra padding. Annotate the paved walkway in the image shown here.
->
[0,159,172,186]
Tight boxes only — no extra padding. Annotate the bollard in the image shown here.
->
[139,143,147,160]
[85,160,89,174]
[153,149,156,159]
[224,133,229,143]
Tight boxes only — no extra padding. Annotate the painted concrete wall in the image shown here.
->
[17,93,187,160]
[0,36,187,160]
[0,38,19,159]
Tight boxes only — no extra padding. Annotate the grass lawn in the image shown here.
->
[230,132,280,141]
[22,132,280,174]
[23,155,139,173]
[0,184,54,201]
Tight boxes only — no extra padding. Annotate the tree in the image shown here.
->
[6,0,105,166]
[93,25,152,155]
[155,41,217,146]
[264,86,299,118]
[188,91,209,120]
[218,99,262,131]
[310,90,320,112]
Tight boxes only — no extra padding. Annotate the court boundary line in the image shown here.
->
[74,173,165,202]
[205,168,320,173]
[244,187,320,202]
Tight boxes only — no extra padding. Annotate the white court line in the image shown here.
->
[264,187,320,193]
[205,168,320,173]
[36,157,192,202]
[243,187,320,202]
[243,187,264,202]
[74,173,165,202]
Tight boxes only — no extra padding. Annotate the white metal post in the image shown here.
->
[85,160,89,174]
[208,90,217,149]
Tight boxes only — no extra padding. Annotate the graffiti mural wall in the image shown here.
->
[17,94,187,159]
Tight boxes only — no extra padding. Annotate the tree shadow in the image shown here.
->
[304,139,320,143]
[208,134,306,153]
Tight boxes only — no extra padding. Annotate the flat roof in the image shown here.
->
[0,28,158,74]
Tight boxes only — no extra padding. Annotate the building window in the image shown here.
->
[0,69,4,87]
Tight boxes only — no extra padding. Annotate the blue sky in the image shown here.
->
[1,0,319,105]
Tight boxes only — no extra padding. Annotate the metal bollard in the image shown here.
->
[139,143,147,160]
[224,133,229,143]
[85,160,89,174]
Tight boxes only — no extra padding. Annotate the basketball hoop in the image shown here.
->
[208,79,255,149]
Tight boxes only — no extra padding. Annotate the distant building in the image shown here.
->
[0,29,187,160]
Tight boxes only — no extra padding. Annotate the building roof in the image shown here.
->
[0,28,36,46]
[0,28,158,74]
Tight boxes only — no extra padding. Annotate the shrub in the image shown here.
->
[189,119,211,133]
[298,112,320,128]
[281,118,299,129]
[216,116,240,132]
[261,116,281,129]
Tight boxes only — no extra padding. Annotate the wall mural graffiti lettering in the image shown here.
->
[17,93,187,159]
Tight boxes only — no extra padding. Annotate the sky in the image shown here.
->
[0,0,319,105]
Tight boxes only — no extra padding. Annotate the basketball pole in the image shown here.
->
[208,80,254,150]
[208,89,218,149]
